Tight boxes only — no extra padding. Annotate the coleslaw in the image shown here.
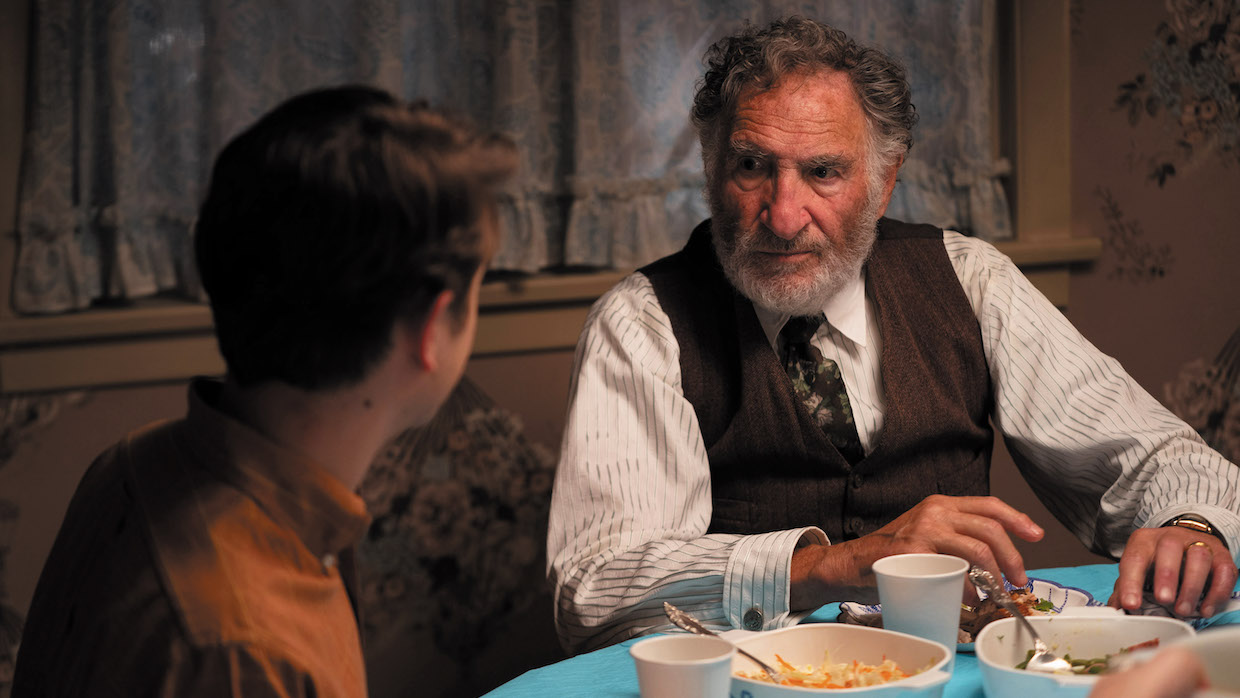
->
[736,652,917,689]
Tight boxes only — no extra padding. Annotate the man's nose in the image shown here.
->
[758,172,810,240]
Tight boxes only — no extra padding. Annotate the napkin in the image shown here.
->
[1126,590,1240,630]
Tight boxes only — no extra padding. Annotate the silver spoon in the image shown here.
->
[662,601,785,684]
[968,566,1075,674]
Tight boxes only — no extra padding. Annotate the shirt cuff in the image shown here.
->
[723,526,828,631]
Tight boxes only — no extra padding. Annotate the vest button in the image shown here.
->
[846,516,863,533]
[850,474,863,489]
[742,607,764,631]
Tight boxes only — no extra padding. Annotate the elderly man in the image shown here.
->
[547,16,1240,654]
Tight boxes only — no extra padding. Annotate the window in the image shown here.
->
[0,0,1097,393]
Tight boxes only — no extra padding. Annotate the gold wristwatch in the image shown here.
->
[1162,513,1229,549]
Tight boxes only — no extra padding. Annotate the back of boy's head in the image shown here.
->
[195,85,517,391]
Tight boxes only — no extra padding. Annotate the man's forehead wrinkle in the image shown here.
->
[734,70,855,119]
[732,102,840,137]
[728,114,858,163]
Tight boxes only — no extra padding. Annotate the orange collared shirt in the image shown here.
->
[13,379,372,697]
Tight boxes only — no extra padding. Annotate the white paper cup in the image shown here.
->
[630,634,735,698]
[873,553,968,671]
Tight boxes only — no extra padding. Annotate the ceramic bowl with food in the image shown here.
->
[974,613,1196,698]
[729,624,952,697]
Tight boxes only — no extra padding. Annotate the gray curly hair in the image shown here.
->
[692,16,918,193]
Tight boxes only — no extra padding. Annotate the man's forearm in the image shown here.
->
[789,539,880,609]
[550,539,734,654]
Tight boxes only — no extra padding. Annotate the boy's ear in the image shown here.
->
[412,289,456,372]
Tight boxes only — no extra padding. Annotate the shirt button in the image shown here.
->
[322,553,337,569]
[742,607,764,631]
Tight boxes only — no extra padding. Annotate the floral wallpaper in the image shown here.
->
[1099,1,1240,463]
[0,392,85,698]
[1114,0,1240,185]
[0,499,18,698]
[1093,186,1175,281]
[355,377,557,696]
[1165,327,1240,462]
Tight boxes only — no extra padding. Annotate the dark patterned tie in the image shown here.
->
[780,315,865,464]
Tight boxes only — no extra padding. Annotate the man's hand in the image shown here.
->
[1110,526,1236,618]
[789,494,1044,610]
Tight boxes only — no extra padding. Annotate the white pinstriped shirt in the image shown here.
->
[546,230,1240,654]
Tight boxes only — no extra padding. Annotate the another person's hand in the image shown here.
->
[1089,646,1207,698]
[789,494,1043,609]
[1111,526,1236,618]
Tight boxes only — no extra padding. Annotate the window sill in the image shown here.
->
[0,238,1098,394]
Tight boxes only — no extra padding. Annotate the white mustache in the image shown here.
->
[743,228,828,256]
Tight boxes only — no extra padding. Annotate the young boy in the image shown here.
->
[12,85,516,697]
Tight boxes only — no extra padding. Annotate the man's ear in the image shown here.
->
[413,289,456,372]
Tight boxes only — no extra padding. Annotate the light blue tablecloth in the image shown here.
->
[485,564,1240,697]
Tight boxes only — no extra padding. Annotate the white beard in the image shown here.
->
[710,192,883,317]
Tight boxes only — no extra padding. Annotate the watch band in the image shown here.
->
[1162,514,1230,550]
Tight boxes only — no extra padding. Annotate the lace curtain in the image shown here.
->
[13,0,1010,314]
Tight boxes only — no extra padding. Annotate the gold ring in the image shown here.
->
[1186,540,1211,552]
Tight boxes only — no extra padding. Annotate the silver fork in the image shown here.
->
[662,601,785,684]
[968,567,1075,674]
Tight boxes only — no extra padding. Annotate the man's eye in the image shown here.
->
[810,165,837,180]
[738,156,761,172]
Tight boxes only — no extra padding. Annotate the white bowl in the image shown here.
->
[975,614,1196,698]
[729,624,952,697]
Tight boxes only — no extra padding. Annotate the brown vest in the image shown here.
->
[640,218,993,541]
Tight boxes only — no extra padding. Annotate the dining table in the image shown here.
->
[485,563,1240,697]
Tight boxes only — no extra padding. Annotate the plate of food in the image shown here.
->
[838,577,1102,650]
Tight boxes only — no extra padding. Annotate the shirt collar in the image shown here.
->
[755,268,870,348]
[180,379,371,558]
